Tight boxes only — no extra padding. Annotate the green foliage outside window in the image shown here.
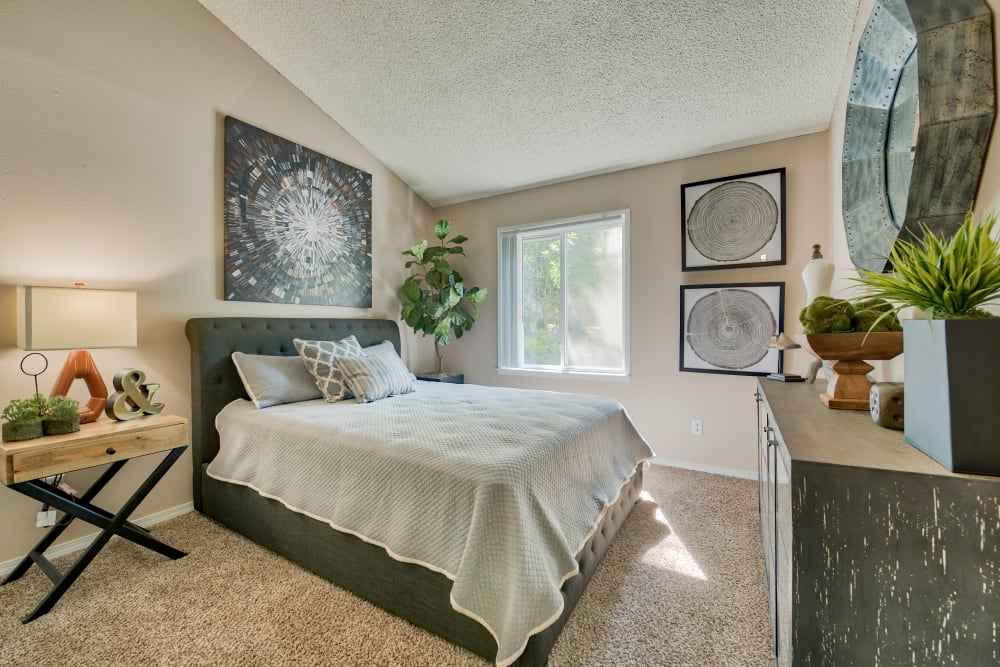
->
[520,228,622,368]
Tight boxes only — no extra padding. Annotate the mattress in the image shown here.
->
[208,380,653,665]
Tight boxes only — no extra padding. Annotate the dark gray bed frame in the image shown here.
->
[185,317,643,665]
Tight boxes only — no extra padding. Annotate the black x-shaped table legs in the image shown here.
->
[2,446,187,622]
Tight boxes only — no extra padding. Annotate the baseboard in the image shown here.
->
[649,458,757,480]
[0,501,194,577]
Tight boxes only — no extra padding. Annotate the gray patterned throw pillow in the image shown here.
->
[337,350,416,403]
[293,335,363,402]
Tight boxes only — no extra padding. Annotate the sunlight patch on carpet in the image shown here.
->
[640,491,708,581]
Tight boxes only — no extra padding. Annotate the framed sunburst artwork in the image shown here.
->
[681,168,786,271]
[223,116,373,306]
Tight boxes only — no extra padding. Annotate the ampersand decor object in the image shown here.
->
[105,369,165,421]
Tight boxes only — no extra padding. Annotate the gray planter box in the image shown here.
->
[903,318,1000,476]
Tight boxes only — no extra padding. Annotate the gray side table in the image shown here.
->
[415,373,464,384]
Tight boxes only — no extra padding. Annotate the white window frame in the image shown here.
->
[497,209,630,380]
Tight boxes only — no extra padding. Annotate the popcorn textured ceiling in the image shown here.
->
[198,1,860,206]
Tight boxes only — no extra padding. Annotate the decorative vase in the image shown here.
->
[801,244,834,305]
[902,318,1000,476]
[796,332,904,409]
[2,420,44,442]
[43,415,81,436]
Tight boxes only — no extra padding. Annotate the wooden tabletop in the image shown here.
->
[758,379,993,480]
[1,414,188,485]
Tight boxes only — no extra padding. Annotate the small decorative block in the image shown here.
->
[870,382,904,430]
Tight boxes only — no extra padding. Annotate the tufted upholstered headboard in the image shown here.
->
[184,317,401,511]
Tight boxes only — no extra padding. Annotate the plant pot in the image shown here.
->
[2,420,43,442]
[43,415,81,436]
[902,318,1000,476]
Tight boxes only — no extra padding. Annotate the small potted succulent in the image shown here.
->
[43,395,81,436]
[852,208,1000,474]
[2,395,45,442]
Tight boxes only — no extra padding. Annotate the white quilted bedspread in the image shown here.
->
[208,381,652,665]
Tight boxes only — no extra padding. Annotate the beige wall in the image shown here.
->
[0,1,434,564]
[5,0,999,568]
[434,132,832,475]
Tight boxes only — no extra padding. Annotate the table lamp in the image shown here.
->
[766,332,804,382]
[17,285,137,423]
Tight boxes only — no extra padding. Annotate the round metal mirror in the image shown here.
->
[842,0,995,273]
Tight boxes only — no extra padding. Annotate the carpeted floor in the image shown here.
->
[0,466,772,666]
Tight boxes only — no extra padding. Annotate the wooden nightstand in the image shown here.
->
[415,373,464,384]
[0,414,188,622]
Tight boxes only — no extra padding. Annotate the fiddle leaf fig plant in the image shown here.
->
[851,209,1000,325]
[400,219,488,373]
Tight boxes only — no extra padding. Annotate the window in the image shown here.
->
[498,209,629,378]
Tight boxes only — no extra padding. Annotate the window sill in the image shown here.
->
[497,368,630,382]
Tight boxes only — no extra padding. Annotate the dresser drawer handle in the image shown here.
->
[106,447,116,456]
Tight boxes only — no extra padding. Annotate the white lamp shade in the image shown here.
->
[17,286,137,350]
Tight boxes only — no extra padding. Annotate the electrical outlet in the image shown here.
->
[691,418,703,436]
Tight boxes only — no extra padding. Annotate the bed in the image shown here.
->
[185,317,650,665]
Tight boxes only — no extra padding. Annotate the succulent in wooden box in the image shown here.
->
[2,395,45,442]
[43,395,80,436]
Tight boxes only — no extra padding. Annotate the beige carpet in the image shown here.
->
[0,466,772,666]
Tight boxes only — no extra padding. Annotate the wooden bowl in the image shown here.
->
[796,332,903,410]
[797,332,904,361]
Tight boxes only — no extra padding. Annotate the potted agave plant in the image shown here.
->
[2,395,45,442]
[852,209,1000,475]
[43,395,80,436]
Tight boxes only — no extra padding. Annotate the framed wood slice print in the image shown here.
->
[680,282,784,376]
[681,168,786,271]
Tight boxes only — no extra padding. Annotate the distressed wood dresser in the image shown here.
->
[756,379,999,665]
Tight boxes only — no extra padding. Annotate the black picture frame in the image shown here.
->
[679,282,785,376]
[223,116,373,307]
[681,168,786,271]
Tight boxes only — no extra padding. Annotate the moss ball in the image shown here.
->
[852,298,902,332]
[800,297,856,333]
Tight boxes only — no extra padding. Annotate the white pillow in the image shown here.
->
[231,352,322,408]
[293,335,363,402]
[337,350,416,403]
[362,340,398,357]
